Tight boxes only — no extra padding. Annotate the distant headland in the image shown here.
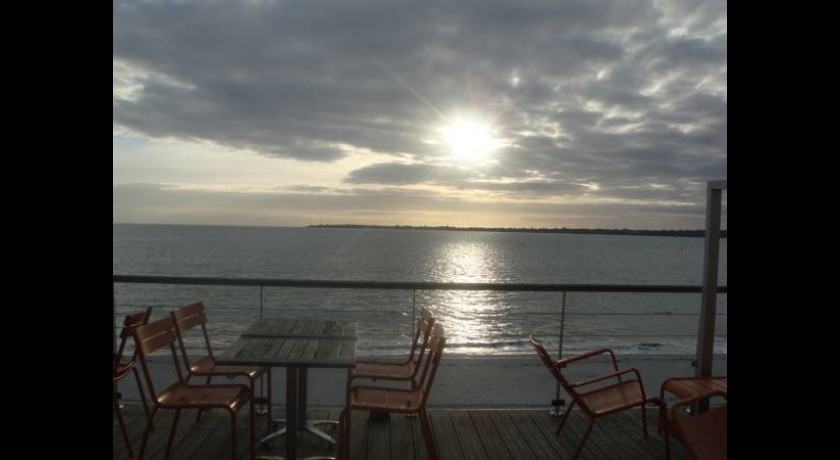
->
[307,224,727,238]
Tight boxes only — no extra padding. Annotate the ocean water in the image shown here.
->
[113,224,727,356]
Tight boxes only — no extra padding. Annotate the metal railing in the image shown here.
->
[113,274,727,410]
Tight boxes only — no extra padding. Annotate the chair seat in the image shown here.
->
[340,324,446,460]
[189,357,267,379]
[353,360,416,379]
[663,377,727,400]
[349,385,424,412]
[579,380,647,416]
[156,381,251,411]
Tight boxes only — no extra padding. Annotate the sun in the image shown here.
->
[440,118,500,161]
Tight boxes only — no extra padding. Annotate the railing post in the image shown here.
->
[259,285,264,319]
[113,281,118,397]
[695,180,726,413]
[551,290,567,416]
[411,289,417,338]
[695,181,725,378]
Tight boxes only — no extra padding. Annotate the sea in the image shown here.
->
[113,224,727,357]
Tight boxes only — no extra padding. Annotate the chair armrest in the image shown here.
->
[660,376,727,400]
[555,348,618,370]
[571,367,642,389]
[668,389,727,420]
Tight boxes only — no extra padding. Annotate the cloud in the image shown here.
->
[113,0,726,228]
[345,163,476,185]
[113,182,706,230]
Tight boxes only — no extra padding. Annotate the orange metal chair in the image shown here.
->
[529,335,661,460]
[113,306,152,457]
[662,385,727,460]
[339,323,447,460]
[133,316,255,460]
[350,306,435,387]
[171,301,271,427]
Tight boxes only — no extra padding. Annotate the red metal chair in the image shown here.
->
[133,316,255,460]
[339,323,447,460]
[113,306,152,457]
[662,386,727,460]
[171,301,271,428]
[350,306,435,387]
[529,335,661,460]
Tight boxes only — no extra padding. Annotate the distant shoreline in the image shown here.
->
[307,224,727,238]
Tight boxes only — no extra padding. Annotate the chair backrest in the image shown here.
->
[171,301,214,371]
[114,306,153,374]
[133,316,188,402]
[417,323,446,407]
[529,334,585,406]
[670,391,727,459]
[529,335,569,384]
[410,307,436,366]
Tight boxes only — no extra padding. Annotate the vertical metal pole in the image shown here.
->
[113,281,118,397]
[258,285,266,412]
[411,289,417,338]
[695,181,725,380]
[558,291,567,359]
[551,290,567,416]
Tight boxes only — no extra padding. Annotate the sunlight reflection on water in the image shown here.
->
[114,226,727,356]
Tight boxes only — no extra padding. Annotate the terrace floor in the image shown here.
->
[114,403,691,459]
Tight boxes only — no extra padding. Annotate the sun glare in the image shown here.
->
[440,118,500,161]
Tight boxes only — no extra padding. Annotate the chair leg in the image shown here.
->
[573,417,595,460]
[248,375,266,433]
[230,409,238,460]
[556,400,576,435]
[641,403,648,438]
[266,369,272,429]
[419,409,439,460]
[139,407,158,460]
[338,407,349,460]
[114,394,133,458]
[196,376,212,424]
[249,393,256,460]
[165,409,181,460]
[132,367,151,428]
[658,401,674,460]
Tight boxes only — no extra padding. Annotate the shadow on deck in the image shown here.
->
[114,403,690,459]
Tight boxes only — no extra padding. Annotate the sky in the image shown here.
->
[113,0,727,230]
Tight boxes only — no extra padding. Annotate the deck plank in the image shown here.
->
[115,403,702,460]
[488,411,540,460]
[505,410,563,459]
[367,413,391,460]
[430,411,465,460]
[448,411,489,460]
[348,409,371,460]
[468,411,513,459]
[390,414,419,460]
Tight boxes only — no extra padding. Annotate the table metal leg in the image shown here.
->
[298,368,339,445]
[287,367,299,458]
[257,366,340,459]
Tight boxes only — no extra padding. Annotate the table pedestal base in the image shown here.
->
[255,367,341,460]
[259,420,338,446]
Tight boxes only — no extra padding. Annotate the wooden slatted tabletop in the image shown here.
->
[217,318,356,367]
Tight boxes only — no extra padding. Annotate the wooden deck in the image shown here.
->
[114,403,690,459]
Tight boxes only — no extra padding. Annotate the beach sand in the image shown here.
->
[119,354,726,408]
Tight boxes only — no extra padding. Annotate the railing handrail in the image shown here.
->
[112,274,727,293]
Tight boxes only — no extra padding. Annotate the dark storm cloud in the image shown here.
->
[345,163,477,185]
[114,0,725,208]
